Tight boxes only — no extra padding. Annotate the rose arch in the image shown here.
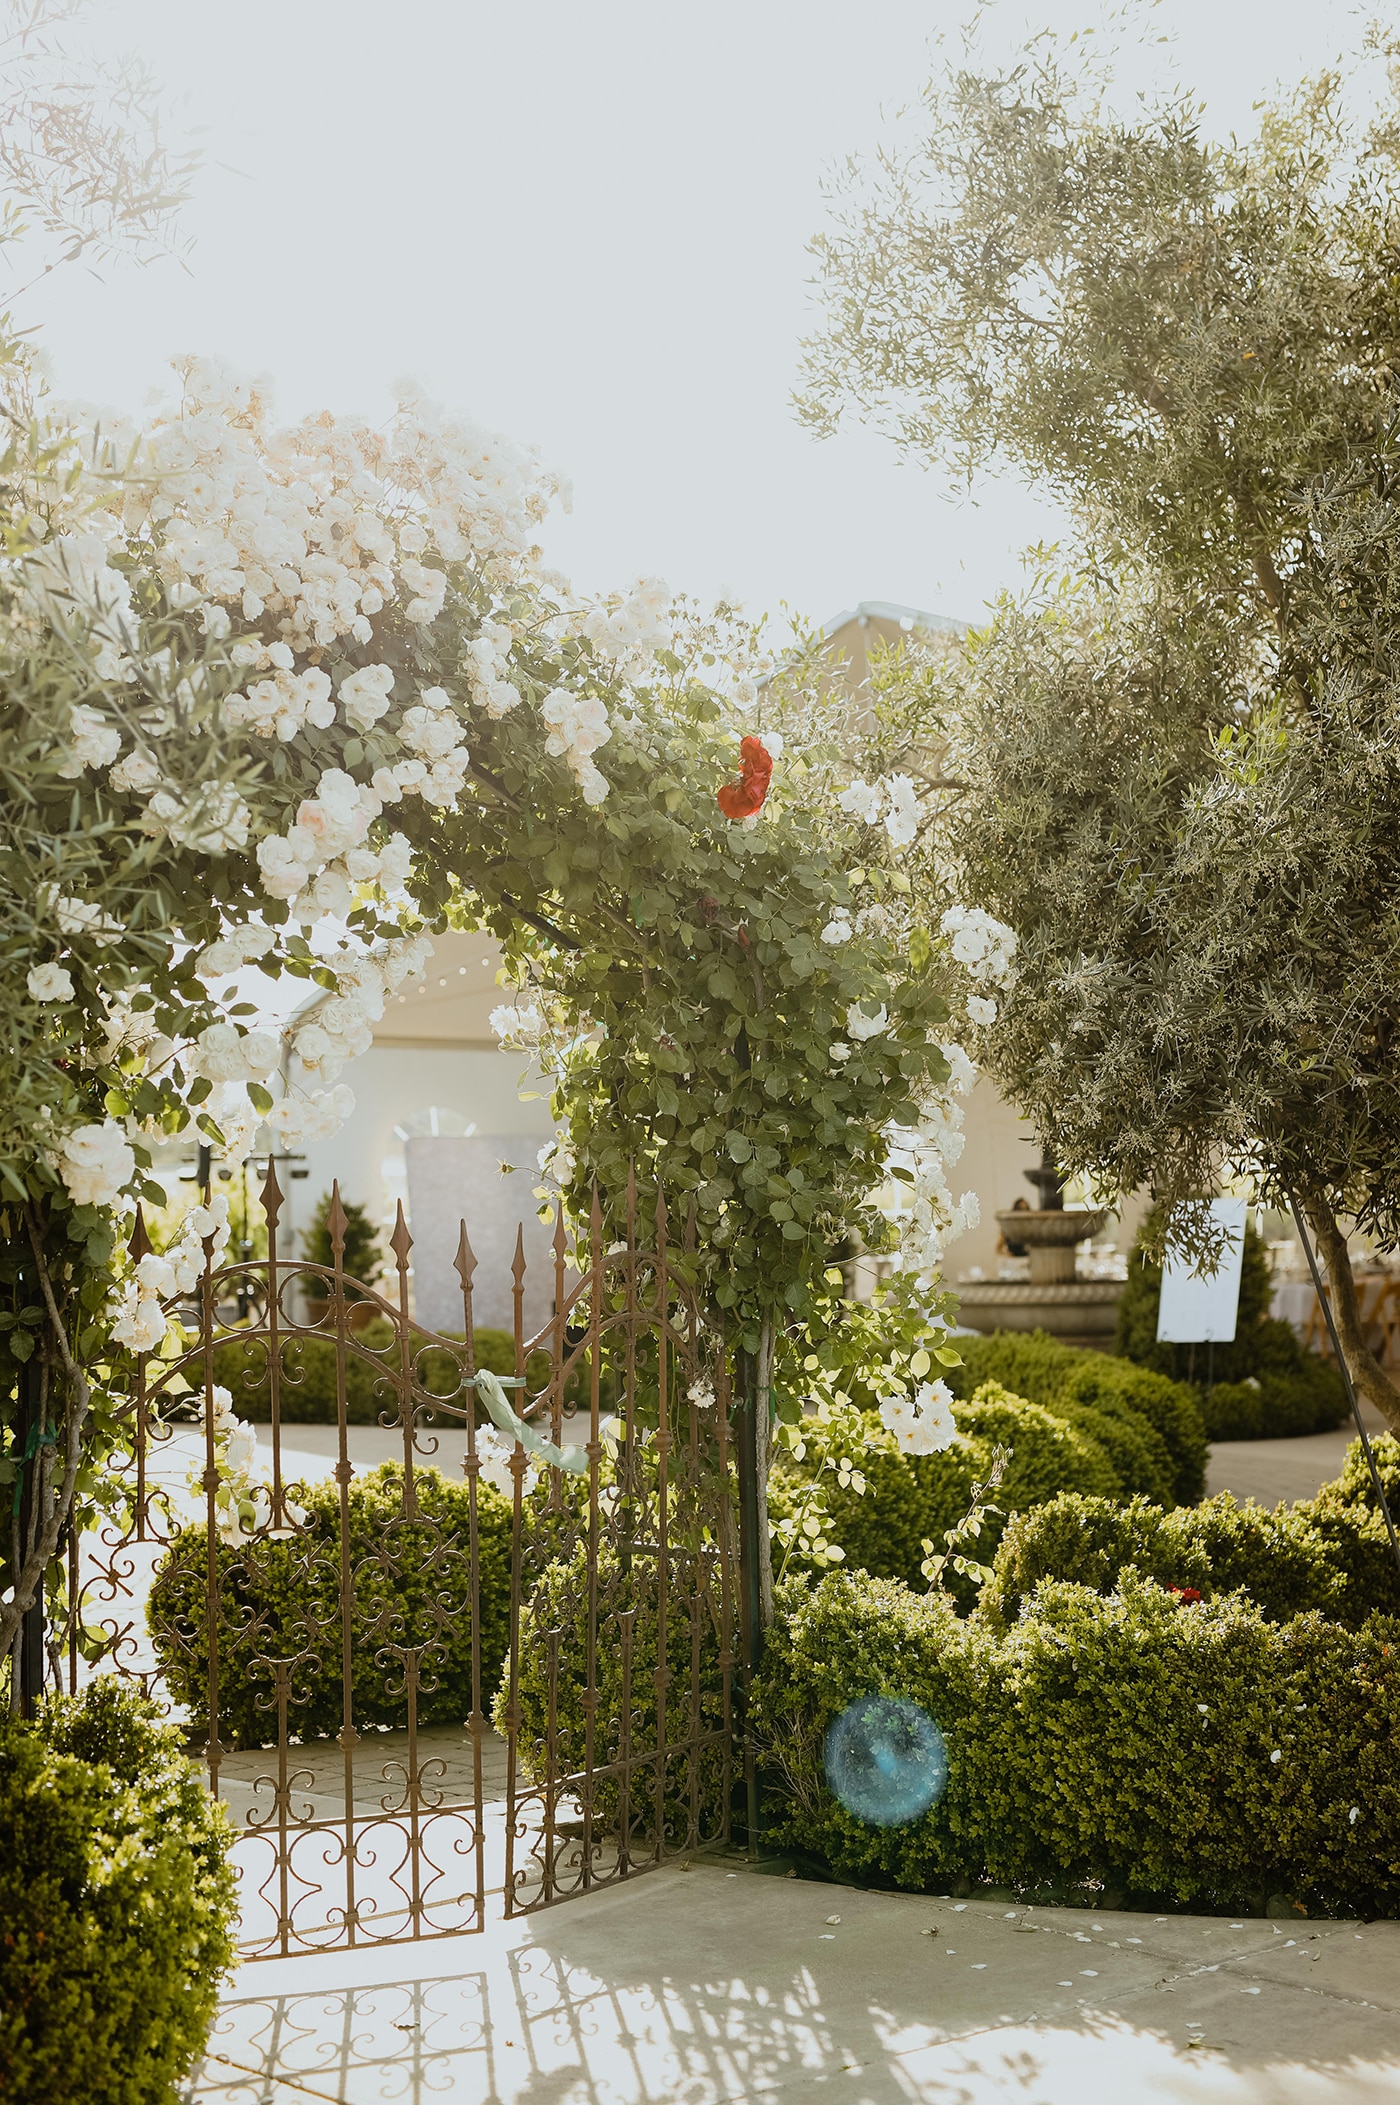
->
[0,343,1001,1665]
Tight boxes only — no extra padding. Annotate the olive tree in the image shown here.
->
[801,23,1400,1429]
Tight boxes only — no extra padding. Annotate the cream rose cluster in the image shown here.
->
[870,1040,980,1287]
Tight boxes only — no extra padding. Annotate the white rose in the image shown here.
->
[837,778,884,826]
[134,1252,178,1298]
[846,1001,889,1042]
[884,773,919,849]
[28,963,74,1002]
[57,704,122,778]
[340,663,396,732]
[109,748,160,793]
[111,1295,169,1353]
[193,1022,280,1084]
[56,1119,135,1208]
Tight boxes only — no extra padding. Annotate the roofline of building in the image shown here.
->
[821,599,968,640]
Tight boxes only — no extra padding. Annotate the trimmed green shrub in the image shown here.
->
[1052,1398,1175,1506]
[947,1330,1206,1504]
[148,1462,512,1746]
[0,1679,238,2105]
[1115,1209,1348,1439]
[303,1189,384,1301]
[753,1567,1400,1914]
[772,1381,1120,1595]
[1307,1429,1400,1513]
[497,1537,731,1848]
[981,1491,1354,1629]
[1289,1433,1400,1622]
[210,1320,532,1425]
[208,1321,605,1427]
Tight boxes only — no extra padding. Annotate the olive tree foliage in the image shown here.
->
[0,0,196,285]
[799,21,1400,1430]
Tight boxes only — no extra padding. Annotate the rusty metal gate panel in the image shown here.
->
[67,1162,737,1960]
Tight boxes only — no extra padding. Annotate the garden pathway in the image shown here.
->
[188,1863,1400,2103]
[1206,1398,1390,1508]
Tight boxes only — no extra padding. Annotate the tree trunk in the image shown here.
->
[1300,1191,1400,1435]
[0,1217,92,1670]
[755,1315,775,1633]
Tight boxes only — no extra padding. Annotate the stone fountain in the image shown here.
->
[956,1147,1125,1350]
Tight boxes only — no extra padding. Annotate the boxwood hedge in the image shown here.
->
[947,1331,1207,1505]
[209,1321,534,1425]
[148,1461,512,1746]
[980,1489,1389,1629]
[0,1679,238,2105]
[752,1567,1400,1915]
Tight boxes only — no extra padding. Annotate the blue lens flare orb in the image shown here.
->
[823,1696,948,1828]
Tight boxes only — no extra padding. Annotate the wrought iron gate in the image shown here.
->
[73,1163,738,1958]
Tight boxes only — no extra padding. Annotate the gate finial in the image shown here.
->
[453,1221,477,1288]
[260,1155,284,1227]
[327,1183,349,1260]
[128,1206,152,1261]
[390,1201,414,1271]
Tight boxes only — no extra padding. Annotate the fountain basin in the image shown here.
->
[956,1207,1121,1351]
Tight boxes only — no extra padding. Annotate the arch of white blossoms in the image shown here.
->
[0,341,1014,1657]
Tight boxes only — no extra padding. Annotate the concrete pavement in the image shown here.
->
[189,1861,1400,2104]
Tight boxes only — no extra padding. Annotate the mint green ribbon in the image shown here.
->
[473,1368,589,1476]
[9,1418,56,1519]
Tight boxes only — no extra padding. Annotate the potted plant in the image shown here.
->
[301,1191,386,1332]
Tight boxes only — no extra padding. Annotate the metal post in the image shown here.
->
[14,1354,47,1717]
[734,1345,764,1856]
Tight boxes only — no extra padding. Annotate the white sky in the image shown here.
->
[27,0,1366,634]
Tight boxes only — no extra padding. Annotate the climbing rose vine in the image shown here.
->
[0,332,1003,1657]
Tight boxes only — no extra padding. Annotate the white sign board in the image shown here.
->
[1156,1198,1247,1344]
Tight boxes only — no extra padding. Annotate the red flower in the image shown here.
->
[717,736,773,821]
[1168,1585,1203,1605]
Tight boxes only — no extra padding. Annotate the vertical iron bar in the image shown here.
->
[714,1344,736,1847]
[455,1224,487,1930]
[651,1187,671,1864]
[502,1222,530,1917]
[734,1343,763,1857]
[328,1185,360,1945]
[65,1511,78,1695]
[581,1191,603,1887]
[198,1179,223,1808]
[14,1353,46,1717]
[262,1162,286,1530]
